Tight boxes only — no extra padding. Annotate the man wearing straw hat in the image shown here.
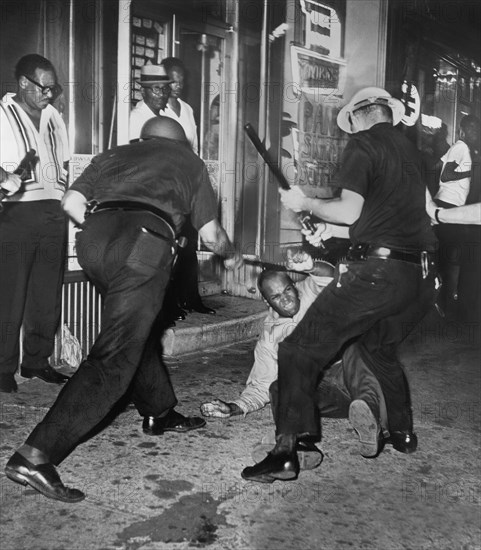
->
[129,64,173,141]
[242,87,438,483]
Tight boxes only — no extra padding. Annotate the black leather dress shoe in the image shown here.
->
[252,440,323,471]
[5,452,85,503]
[385,431,418,454]
[181,301,216,315]
[20,365,70,384]
[162,307,187,327]
[142,409,206,435]
[241,452,300,483]
[173,306,187,321]
[0,374,18,393]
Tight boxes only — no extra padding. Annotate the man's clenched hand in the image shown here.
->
[279,186,308,212]
[286,248,314,272]
[0,172,22,196]
[200,399,242,418]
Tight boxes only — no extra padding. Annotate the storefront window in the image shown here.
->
[278,0,346,248]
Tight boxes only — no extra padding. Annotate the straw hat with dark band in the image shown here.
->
[137,64,173,86]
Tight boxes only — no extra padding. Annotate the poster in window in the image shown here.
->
[291,46,346,97]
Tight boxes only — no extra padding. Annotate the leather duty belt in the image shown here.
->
[86,200,176,240]
[347,243,431,264]
[347,243,435,279]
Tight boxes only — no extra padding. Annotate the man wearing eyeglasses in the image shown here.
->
[129,64,173,141]
[0,54,69,393]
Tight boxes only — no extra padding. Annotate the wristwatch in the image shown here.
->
[434,208,443,224]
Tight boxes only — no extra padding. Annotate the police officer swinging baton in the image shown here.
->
[0,149,37,212]
[243,123,318,236]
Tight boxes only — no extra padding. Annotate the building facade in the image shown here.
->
[1,0,479,357]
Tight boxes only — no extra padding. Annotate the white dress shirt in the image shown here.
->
[231,275,333,414]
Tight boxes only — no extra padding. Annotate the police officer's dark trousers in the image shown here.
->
[26,210,178,464]
[270,342,389,435]
[276,257,436,438]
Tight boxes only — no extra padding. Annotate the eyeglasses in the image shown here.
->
[147,85,171,97]
[23,75,62,99]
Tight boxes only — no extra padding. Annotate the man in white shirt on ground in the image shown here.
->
[201,251,393,465]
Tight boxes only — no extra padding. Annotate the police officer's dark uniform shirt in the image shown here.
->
[70,137,218,234]
[334,123,437,254]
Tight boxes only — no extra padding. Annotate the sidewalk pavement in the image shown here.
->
[0,307,479,550]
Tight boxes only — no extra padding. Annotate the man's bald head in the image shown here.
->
[258,270,291,297]
[140,117,187,142]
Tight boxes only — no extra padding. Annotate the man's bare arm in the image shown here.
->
[280,186,364,225]
[440,161,471,182]
[198,218,243,270]
[436,203,481,225]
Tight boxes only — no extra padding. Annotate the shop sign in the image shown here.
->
[299,0,342,58]
[290,46,346,97]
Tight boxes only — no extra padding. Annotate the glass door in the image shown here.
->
[177,29,224,195]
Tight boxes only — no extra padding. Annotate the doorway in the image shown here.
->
[177,28,224,195]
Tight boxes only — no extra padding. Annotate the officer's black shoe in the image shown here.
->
[385,431,418,454]
[5,452,85,503]
[241,451,300,483]
[21,365,69,384]
[142,410,206,435]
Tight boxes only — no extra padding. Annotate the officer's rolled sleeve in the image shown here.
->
[332,140,372,198]
[69,159,101,201]
[190,165,218,230]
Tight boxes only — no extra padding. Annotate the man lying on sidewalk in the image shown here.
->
[201,251,397,467]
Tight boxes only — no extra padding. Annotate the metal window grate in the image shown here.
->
[52,277,102,365]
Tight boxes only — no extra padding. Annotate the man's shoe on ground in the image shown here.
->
[241,451,300,483]
[142,409,206,435]
[349,399,381,458]
[5,452,85,503]
[251,440,323,471]
[0,374,18,393]
[20,365,70,384]
[385,430,418,454]
[163,306,187,325]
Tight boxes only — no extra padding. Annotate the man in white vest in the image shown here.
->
[0,54,70,393]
